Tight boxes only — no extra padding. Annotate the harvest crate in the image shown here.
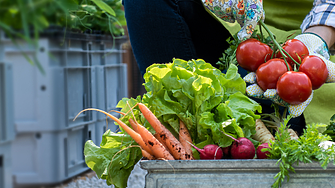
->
[0,143,13,188]
[0,29,127,186]
[0,30,127,132]
[11,123,95,186]
[140,160,335,188]
[0,62,15,143]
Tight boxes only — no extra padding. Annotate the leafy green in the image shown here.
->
[322,114,335,141]
[139,58,261,147]
[0,0,126,73]
[84,130,142,188]
[266,117,335,188]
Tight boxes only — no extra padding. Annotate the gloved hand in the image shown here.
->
[244,33,335,117]
[202,0,264,41]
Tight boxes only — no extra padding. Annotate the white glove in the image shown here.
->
[244,33,335,117]
[244,72,314,118]
[202,0,265,41]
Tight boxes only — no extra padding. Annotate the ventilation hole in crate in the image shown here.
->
[103,126,106,132]
[41,85,46,91]
[88,130,91,140]
[0,156,3,167]
[40,47,45,52]
[35,132,41,139]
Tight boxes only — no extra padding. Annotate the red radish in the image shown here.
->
[230,137,255,159]
[257,143,271,159]
[222,146,231,159]
[192,144,223,160]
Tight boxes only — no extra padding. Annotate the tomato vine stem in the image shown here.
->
[258,21,300,70]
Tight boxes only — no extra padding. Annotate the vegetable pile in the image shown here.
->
[82,58,264,188]
[81,24,335,188]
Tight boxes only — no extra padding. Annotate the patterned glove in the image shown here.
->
[202,0,264,41]
[244,33,335,118]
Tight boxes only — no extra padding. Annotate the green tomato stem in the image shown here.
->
[259,21,300,71]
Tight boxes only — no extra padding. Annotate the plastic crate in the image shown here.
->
[0,29,128,186]
[11,123,95,186]
[0,62,15,143]
[0,143,13,188]
[95,64,128,121]
[0,30,127,132]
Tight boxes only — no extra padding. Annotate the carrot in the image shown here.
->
[74,108,153,156]
[179,120,194,159]
[136,123,175,160]
[252,119,275,144]
[154,133,169,149]
[128,118,139,133]
[141,149,156,160]
[137,103,193,160]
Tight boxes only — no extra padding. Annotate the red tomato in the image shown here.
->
[276,39,309,67]
[236,38,273,72]
[299,55,328,90]
[276,71,312,105]
[256,58,292,91]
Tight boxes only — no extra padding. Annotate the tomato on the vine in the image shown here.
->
[236,38,273,72]
[256,58,292,91]
[299,55,328,90]
[276,71,312,105]
[276,39,309,67]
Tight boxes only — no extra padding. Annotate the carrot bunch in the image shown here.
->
[76,103,194,160]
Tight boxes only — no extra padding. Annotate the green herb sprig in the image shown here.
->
[266,118,335,188]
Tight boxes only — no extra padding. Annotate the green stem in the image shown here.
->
[259,21,300,70]
[259,24,264,42]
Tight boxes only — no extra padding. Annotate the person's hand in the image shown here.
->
[243,72,314,117]
[202,0,264,41]
[243,33,335,117]
[294,33,335,83]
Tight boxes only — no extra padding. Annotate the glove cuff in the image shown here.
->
[294,33,330,59]
[302,32,330,52]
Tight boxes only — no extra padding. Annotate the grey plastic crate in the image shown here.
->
[0,31,127,132]
[140,160,335,188]
[11,123,95,186]
[105,64,128,113]
[0,29,128,186]
[0,143,13,188]
[0,62,15,143]
[95,64,128,121]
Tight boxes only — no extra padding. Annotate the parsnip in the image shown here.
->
[252,119,275,144]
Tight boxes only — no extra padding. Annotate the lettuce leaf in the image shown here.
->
[141,58,261,146]
[84,130,142,188]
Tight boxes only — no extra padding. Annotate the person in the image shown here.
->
[122,0,335,134]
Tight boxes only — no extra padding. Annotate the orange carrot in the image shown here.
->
[179,120,194,159]
[154,133,169,149]
[137,103,193,160]
[128,118,139,133]
[136,123,175,160]
[141,149,156,160]
[74,108,153,156]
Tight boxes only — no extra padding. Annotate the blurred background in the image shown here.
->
[0,0,145,187]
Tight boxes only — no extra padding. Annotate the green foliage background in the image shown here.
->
[0,0,126,72]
